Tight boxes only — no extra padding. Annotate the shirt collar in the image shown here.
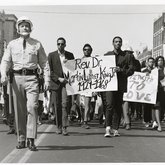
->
[113,50,124,56]
[58,50,65,57]
[82,55,91,58]
[19,37,31,42]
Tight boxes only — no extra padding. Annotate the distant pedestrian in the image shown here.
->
[153,56,165,132]
[79,44,94,129]
[141,57,154,128]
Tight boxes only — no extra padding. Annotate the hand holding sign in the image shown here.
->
[114,66,121,73]
[63,59,68,63]
[58,77,68,84]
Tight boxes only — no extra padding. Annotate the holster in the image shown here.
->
[38,73,44,93]
[9,69,14,84]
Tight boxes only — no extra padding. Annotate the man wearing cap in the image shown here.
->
[1,16,50,151]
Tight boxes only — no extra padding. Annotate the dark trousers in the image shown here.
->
[105,91,123,130]
[143,104,152,123]
[130,102,142,119]
[99,92,106,124]
[160,90,165,120]
[51,86,70,129]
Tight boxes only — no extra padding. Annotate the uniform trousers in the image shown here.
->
[3,84,15,129]
[12,75,39,142]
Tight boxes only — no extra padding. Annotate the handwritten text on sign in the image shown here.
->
[63,56,118,95]
[123,69,158,104]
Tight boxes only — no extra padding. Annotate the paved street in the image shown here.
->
[0,116,165,163]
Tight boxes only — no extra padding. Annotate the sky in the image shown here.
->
[1,1,165,58]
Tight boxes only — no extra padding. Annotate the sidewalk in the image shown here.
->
[0,109,4,124]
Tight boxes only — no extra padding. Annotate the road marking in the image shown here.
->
[1,124,54,163]
[18,124,54,163]
[1,148,22,163]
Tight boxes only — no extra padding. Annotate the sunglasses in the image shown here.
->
[57,43,65,46]
[83,49,91,51]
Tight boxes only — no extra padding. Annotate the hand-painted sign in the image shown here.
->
[123,69,158,104]
[63,56,118,95]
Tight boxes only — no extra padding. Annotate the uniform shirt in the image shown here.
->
[1,37,50,82]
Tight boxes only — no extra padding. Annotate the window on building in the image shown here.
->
[158,34,160,46]
[153,37,156,48]
[0,30,2,40]
[160,32,162,45]
[156,35,158,47]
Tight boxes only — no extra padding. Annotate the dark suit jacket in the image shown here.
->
[104,50,134,92]
[48,50,74,90]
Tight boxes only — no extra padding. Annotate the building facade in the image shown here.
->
[153,13,165,59]
[136,48,152,65]
[0,11,17,61]
[4,14,18,45]
[0,10,5,61]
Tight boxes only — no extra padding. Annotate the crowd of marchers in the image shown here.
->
[0,16,165,152]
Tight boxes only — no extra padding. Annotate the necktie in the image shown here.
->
[23,39,26,50]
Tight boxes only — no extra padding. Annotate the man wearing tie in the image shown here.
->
[1,16,50,151]
[48,37,74,136]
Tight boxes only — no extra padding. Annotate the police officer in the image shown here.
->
[1,16,50,151]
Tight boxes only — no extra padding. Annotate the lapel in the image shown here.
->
[54,51,63,72]
[64,51,68,59]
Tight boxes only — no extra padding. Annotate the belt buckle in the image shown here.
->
[22,68,27,75]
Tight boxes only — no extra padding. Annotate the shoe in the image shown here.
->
[144,122,150,128]
[27,139,38,151]
[112,130,120,137]
[16,141,26,149]
[55,128,62,134]
[62,127,69,136]
[3,118,8,125]
[29,145,37,151]
[81,124,90,129]
[157,127,162,132]
[125,124,131,130]
[122,122,126,128]
[152,121,158,129]
[7,129,15,134]
[104,127,112,137]
[37,121,42,125]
